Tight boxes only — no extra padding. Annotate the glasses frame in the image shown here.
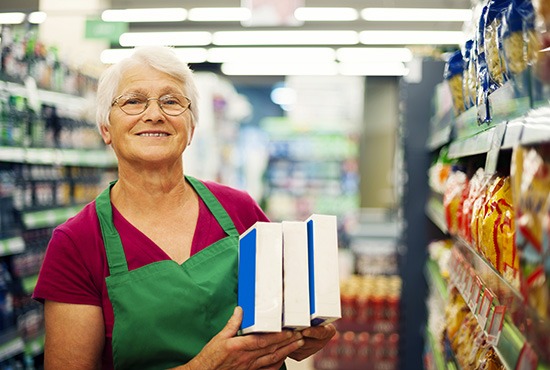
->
[111,93,191,116]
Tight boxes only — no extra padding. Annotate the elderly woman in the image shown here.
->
[33,46,335,369]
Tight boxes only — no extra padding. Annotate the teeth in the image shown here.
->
[139,133,168,137]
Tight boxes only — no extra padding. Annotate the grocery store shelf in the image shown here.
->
[448,126,496,159]
[22,204,84,229]
[0,329,25,363]
[0,236,25,257]
[450,243,550,370]
[0,146,117,168]
[425,260,448,302]
[425,194,448,234]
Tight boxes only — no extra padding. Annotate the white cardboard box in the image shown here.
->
[282,221,311,330]
[306,214,341,325]
[238,222,283,334]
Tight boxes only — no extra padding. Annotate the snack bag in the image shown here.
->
[479,176,506,270]
[443,169,468,235]
[461,168,486,243]
[485,0,512,93]
[462,39,476,110]
[444,50,466,116]
[502,0,539,99]
[511,145,550,318]
[470,174,494,252]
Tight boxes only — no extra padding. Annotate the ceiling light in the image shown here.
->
[119,32,212,47]
[100,48,208,64]
[28,12,47,24]
[207,47,336,63]
[336,47,413,62]
[361,8,472,22]
[0,12,25,24]
[359,31,464,45]
[221,62,339,76]
[213,31,359,45]
[339,62,409,76]
[271,86,298,106]
[102,8,187,22]
[188,7,251,21]
[294,7,359,21]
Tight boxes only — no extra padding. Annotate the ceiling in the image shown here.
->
[0,0,473,78]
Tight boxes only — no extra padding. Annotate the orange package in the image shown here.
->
[443,169,468,235]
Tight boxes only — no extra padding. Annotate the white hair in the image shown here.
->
[95,46,199,132]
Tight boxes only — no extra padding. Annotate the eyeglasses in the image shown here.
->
[111,93,191,116]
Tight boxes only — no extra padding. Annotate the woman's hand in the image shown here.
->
[184,307,304,370]
[288,324,336,362]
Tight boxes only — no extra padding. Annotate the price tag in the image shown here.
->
[486,305,506,345]
[477,289,494,330]
[485,123,506,175]
[465,268,474,297]
[516,343,538,370]
[469,277,482,314]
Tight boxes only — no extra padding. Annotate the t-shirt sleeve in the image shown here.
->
[33,227,102,306]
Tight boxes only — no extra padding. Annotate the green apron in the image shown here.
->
[95,176,239,369]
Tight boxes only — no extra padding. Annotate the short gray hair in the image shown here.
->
[95,46,199,132]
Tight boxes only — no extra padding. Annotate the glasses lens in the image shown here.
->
[113,94,190,116]
[116,94,148,115]
[159,95,190,116]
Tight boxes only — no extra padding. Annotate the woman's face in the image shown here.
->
[101,64,194,168]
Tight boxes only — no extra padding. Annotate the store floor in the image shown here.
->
[287,357,314,370]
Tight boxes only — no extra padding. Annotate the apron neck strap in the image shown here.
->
[96,181,129,275]
[96,177,240,275]
[185,176,238,237]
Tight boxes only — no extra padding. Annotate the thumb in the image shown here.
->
[219,306,243,339]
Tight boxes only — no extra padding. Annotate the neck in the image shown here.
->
[111,162,192,215]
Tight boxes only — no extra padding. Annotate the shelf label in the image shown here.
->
[477,289,494,330]
[516,343,538,370]
[468,276,482,313]
[486,305,506,345]
[485,123,506,175]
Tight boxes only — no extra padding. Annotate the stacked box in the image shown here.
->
[238,222,283,334]
[282,221,311,330]
[306,214,342,326]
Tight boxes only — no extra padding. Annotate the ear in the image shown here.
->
[100,124,112,145]
[187,125,195,146]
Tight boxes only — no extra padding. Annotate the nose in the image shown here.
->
[143,98,164,120]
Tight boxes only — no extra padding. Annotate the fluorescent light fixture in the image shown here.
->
[339,62,409,76]
[0,12,25,24]
[271,86,297,106]
[213,30,359,45]
[102,8,187,22]
[361,8,472,22]
[294,7,359,21]
[100,48,207,64]
[207,47,336,63]
[359,30,464,45]
[188,7,251,21]
[119,31,212,47]
[221,62,339,76]
[336,47,413,62]
[28,11,47,24]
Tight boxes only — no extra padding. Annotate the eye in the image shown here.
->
[121,95,146,106]
[160,95,182,106]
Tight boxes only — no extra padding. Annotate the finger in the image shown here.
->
[218,306,242,339]
[253,337,305,369]
[302,324,336,340]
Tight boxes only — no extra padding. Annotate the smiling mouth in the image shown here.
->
[138,132,169,137]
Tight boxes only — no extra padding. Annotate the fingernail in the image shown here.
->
[297,339,305,347]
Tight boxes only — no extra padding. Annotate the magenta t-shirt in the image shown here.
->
[33,179,269,369]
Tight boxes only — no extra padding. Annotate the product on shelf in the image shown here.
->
[484,0,511,93]
[511,144,550,320]
[443,168,468,235]
[444,50,466,116]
